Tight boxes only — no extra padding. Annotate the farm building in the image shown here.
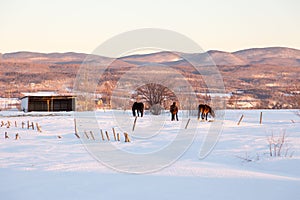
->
[21,92,75,112]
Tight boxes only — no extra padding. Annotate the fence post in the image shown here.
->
[112,128,117,141]
[100,129,105,141]
[237,114,244,125]
[260,112,263,124]
[132,117,137,131]
[74,119,80,138]
[27,121,34,130]
[124,132,130,142]
[185,118,191,129]
[105,131,110,141]
[5,132,9,139]
[84,131,90,139]
[36,123,42,132]
[90,131,95,140]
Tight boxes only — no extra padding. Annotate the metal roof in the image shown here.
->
[20,92,75,99]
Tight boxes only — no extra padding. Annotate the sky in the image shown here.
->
[0,0,299,54]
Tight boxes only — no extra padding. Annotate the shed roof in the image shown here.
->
[20,92,75,99]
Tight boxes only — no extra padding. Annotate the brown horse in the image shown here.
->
[198,104,215,121]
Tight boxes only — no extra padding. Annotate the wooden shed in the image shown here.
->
[21,92,75,112]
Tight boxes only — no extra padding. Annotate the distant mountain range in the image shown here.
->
[1,47,300,67]
[0,46,299,109]
[0,51,111,65]
[121,47,300,67]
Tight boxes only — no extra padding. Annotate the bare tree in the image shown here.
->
[134,83,177,107]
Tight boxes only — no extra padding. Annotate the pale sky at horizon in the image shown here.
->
[0,0,299,54]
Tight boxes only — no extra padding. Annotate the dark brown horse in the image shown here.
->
[198,104,215,121]
[132,102,144,117]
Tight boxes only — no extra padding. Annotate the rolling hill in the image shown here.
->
[0,47,299,109]
[119,47,300,67]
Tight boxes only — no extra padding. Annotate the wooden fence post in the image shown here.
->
[105,131,110,141]
[117,133,120,141]
[36,123,42,132]
[74,119,80,138]
[90,131,95,140]
[185,118,191,129]
[22,122,25,129]
[100,129,105,141]
[132,117,137,131]
[27,121,34,130]
[124,132,130,142]
[5,132,9,139]
[237,114,244,125]
[112,128,117,141]
[84,131,90,139]
[260,112,263,124]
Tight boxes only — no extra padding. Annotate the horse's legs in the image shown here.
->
[141,109,143,117]
[201,112,205,120]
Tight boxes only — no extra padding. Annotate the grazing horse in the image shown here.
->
[132,102,144,117]
[198,104,215,121]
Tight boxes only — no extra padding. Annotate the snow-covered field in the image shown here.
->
[1,109,300,200]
